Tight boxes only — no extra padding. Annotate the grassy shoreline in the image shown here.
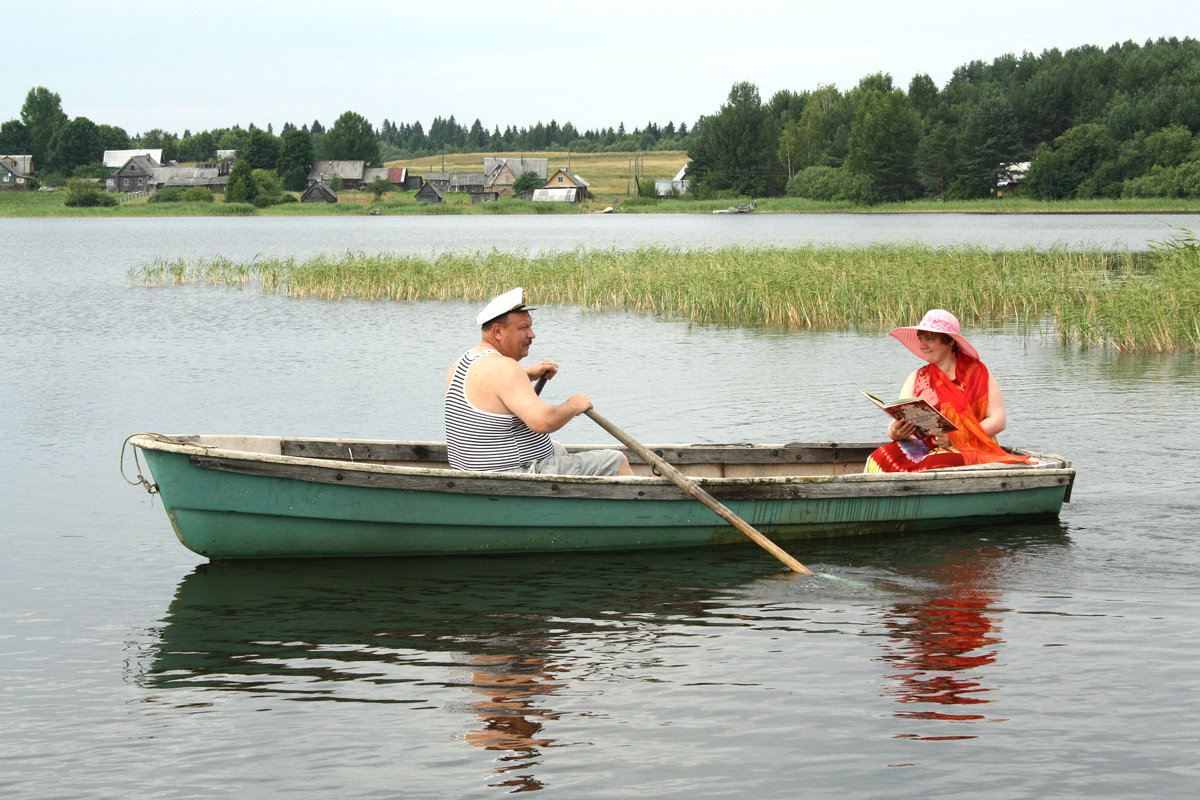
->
[5,190,1200,217]
[128,237,1200,353]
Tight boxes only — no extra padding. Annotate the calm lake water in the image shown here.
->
[2,215,1198,798]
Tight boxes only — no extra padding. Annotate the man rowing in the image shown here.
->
[444,287,632,476]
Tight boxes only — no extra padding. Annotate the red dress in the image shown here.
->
[866,354,1031,473]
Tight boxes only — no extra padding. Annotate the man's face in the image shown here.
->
[494,311,535,360]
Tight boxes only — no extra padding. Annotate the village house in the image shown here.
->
[532,168,591,203]
[484,162,517,196]
[307,160,368,190]
[0,155,33,190]
[656,164,690,197]
[300,182,338,203]
[105,154,227,194]
[150,165,228,194]
[449,172,487,194]
[415,183,443,203]
[108,154,161,193]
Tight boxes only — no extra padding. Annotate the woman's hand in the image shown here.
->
[889,418,918,440]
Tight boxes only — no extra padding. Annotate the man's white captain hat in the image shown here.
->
[476,287,536,326]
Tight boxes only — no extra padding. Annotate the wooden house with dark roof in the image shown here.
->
[484,162,518,196]
[415,183,443,203]
[449,172,487,194]
[109,154,162,193]
[300,182,339,203]
[307,160,368,189]
[150,165,227,193]
[0,155,32,190]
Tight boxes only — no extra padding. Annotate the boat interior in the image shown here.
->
[174,435,886,478]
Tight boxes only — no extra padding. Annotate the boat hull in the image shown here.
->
[132,436,1074,560]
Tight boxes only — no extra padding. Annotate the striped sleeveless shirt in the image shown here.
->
[444,349,555,471]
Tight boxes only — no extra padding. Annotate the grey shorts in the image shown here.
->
[515,441,625,476]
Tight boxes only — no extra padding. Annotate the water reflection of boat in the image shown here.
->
[136,552,761,791]
[136,525,1071,786]
[126,434,1074,560]
[139,552,761,694]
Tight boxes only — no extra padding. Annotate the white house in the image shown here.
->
[655,164,690,197]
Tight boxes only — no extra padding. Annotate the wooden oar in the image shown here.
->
[585,408,815,576]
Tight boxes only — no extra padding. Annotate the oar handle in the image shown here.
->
[533,374,548,395]
[585,409,814,575]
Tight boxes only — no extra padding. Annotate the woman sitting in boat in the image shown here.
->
[865,309,1030,473]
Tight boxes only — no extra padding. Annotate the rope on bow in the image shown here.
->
[120,433,200,495]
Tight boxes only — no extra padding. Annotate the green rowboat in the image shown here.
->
[125,434,1074,560]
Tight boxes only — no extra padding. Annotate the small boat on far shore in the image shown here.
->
[125,434,1074,561]
[713,202,756,214]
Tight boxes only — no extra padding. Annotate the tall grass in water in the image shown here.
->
[128,239,1200,352]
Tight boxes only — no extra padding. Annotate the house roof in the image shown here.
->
[117,154,162,175]
[1,155,32,175]
[362,167,390,183]
[415,183,443,200]
[307,160,366,182]
[545,169,589,188]
[450,172,487,190]
[301,182,338,202]
[153,166,226,187]
[484,157,548,180]
[103,149,162,169]
[388,167,407,183]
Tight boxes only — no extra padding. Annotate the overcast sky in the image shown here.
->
[5,1,1196,137]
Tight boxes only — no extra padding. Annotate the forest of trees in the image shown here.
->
[687,37,1200,202]
[2,36,1197,202]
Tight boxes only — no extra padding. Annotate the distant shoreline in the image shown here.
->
[4,190,1200,218]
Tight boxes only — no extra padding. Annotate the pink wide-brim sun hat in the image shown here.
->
[888,309,979,361]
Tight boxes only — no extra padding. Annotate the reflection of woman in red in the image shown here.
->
[881,555,1005,740]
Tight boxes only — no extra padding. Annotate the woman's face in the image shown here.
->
[916,331,954,363]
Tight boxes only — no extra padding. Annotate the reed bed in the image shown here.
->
[128,237,1200,352]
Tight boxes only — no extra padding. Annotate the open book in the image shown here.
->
[861,390,957,437]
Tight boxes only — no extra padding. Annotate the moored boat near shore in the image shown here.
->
[125,434,1074,560]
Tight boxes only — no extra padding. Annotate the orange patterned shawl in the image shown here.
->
[916,353,1030,466]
